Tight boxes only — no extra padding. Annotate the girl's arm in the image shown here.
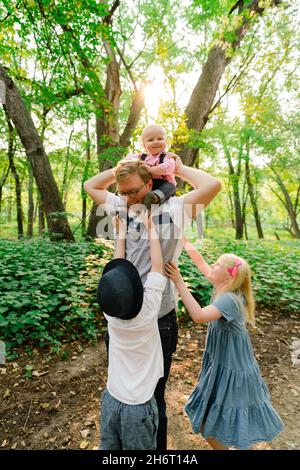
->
[114,216,126,259]
[165,262,221,323]
[183,238,211,278]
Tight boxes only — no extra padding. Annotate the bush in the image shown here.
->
[0,239,112,356]
[178,238,300,314]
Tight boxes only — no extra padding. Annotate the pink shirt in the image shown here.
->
[125,152,176,185]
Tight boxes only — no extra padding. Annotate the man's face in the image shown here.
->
[117,173,152,206]
[142,127,167,156]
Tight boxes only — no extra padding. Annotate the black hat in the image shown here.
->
[97,258,144,320]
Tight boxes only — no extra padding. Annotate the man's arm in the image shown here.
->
[84,168,116,205]
[175,158,221,218]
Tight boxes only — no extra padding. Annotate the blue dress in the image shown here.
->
[184,292,284,449]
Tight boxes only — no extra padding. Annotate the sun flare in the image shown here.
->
[144,67,166,120]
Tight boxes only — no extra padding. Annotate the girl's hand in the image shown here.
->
[165,262,183,285]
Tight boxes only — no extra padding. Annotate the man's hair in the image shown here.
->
[141,124,166,140]
[113,159,152,183]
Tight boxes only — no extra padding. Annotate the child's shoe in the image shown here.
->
[143,191,160,210]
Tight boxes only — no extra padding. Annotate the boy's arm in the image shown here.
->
[148,215,163,275]
[183,238,211,277]
[84,168,116,205]
[114,216,126,259]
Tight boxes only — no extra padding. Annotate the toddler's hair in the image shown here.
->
[217,253,255,325]
[113,159,152,183]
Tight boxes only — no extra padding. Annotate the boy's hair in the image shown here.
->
[113,159,152,183]
[217,254,255,325]
[141,124,166,140]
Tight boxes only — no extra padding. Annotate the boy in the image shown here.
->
[97,213,166,450]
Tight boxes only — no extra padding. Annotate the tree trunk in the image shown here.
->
[174,0,282,166]
[271,169,300,238]
[61,128,73,209]
[87,41,121,239]
[27,161,34,238]
[5,110,23,239]
[0,166,10,214]
[38,192,45,235]
[82,120,91,238]
[222,136,243,239]
[119,87,146,148]
[0,66,74,241]
[245,158,264,238]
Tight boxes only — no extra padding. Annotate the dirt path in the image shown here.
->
[0,309,299,450]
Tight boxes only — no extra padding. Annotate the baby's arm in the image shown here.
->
[165,262,221,323]
[183,238,211,278]
[144,155,176,177]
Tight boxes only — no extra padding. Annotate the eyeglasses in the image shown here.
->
[117,183,146,197]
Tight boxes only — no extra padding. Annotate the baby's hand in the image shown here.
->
[165,262,182,284]
[170,154,183,173]
[142,162,155,175]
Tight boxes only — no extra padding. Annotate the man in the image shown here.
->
[84,155,221,449]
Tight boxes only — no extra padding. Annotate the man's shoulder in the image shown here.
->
[161,195,184,208]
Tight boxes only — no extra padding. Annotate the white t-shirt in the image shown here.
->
[104,193,190,317]
[105,272,167,405]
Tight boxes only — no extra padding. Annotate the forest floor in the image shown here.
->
[0,308,299,451]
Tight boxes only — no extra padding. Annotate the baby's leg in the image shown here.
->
[143,180,176,209]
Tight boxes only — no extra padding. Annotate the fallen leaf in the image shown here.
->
[79,440,89,449]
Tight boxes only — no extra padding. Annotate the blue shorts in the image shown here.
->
[100,388,159,450]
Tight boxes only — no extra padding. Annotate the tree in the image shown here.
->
[175,0,282,165]
[0,66,74,241]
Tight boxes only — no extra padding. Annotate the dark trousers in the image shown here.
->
[155,309,178,450]
[104,308,178,450]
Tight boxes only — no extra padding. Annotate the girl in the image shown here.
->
[165,242,284,450]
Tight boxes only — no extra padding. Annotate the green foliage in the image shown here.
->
[178,237,300,317]
[0,239,112,357]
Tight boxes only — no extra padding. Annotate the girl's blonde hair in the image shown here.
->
[217,253,255,325]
